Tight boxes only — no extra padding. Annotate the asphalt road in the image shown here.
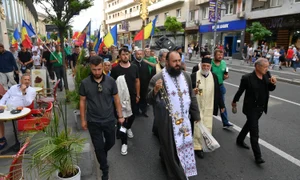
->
[107,62,300,180]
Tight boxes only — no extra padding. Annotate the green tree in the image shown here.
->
[23,0,93,90]
[164,16,184,43]
[246,22,272,42]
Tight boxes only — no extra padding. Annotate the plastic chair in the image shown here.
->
[0,138,30,180]
[18,102,53,131]
[37,79,60,105]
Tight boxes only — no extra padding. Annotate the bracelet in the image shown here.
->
[137,96,140,99]
[118,116,123,119]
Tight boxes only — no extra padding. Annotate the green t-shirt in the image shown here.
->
[50,51,63,67]
[211,60,226,85]
[64,46,72,56]
[144,56,157,74]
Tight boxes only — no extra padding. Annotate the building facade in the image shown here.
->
[103,0,189,49]
[195,0,300,58]
[0,0,38,48]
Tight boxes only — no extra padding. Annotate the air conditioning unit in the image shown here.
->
[237,11,245,18]
[194,20,199,25]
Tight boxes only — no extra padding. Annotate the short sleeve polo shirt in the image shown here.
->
[79,75,118,123]
[211,60,226,85]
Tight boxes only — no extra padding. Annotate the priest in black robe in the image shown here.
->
[147,51,200,180]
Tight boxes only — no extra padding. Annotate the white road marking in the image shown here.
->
[224,82,300,107]
[213,115,300,168]
[186,67,300,107]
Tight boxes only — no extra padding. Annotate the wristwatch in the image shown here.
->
[137,96,140,99]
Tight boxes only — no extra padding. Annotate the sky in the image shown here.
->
[34,0,103,33]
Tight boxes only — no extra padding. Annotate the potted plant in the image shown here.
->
[66,49,90,130]
[27,102,86,180]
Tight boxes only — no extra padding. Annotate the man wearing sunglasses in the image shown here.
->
[79,56,124,180]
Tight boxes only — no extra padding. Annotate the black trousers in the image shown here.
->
[237,108,263,159]
[53,66,64,89]
[87,121,115,172]
[47,65,55,80]
[135,96,147,114]
[117,95,136,145]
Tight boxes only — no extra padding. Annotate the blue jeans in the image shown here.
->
[220,84,229,125]
[273,57,279,65]
[293,61,299,70]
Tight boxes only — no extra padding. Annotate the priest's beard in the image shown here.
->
[201,69,210,76]
[167,65,181,77]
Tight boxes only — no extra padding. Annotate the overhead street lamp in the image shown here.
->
[212,0,226,57]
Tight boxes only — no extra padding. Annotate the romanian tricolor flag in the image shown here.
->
[12,28,20,49]
[21,21,33,48]
[77,21,91,48]
[134,16,158,41]
[93,30,102,52]
[22,20,36,37]
[103,25,117,48]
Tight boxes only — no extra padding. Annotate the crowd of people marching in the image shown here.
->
[0,40,278,180]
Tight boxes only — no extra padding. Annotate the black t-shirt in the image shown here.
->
[79,75,118,122]
[111,64,139,96]
[18,51,32,68]
[42,51,51,66]
[71,52,79,66]
[99,53,112,62]
[254,49,261,58]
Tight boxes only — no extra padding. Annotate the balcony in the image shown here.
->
[195,0,209,6]
[105,0,184,25]
[105,0,135,14]
[148,0,184,12]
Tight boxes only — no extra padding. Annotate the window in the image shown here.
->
[137,5,139,9]
[194,10,199,20]
[164,12,169,20]
[270,0,283,7]
[118,12,119,16]
[130,8,132,12]
[176,9,181,18]
[118,24,122,29]
[125,10,127,14]
[203,7,209,19]
[109,15,111,19]
[225,1,234,15]
[189,11,195,21]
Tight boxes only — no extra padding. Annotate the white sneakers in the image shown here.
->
[127,129,134,138]
[121,144,128,156]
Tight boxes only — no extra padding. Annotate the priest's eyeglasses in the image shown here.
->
[98,83,103,92]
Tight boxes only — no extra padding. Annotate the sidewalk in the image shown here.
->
[0,69,101,180]
[186,56,300,85]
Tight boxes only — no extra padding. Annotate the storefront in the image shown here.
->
[247,14,300,50]
[199,19,246,57]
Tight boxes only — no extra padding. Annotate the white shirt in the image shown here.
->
[0,84,36,107]
[32,46,43,56]
[32,55,41,66]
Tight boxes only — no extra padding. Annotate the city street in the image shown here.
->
[107,61,300,180]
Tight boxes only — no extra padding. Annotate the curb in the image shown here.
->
[185,60,300,85]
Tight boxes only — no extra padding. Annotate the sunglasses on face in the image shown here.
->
[98,83,103,92]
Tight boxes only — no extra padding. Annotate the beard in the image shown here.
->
[120,59,129,64]
[103,51,107,54]
[201,69,210,76]
[93,73,103,80]
[167,66,181,77]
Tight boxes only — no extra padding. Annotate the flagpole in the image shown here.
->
[44,44,59,60]
[150,35,153,48]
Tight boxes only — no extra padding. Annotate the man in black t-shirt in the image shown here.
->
[111,48,140,156]
[18,44,33,73]
[99,46,112,62]
[42,44,55,81]
[254,46,262,60]
[71,46,80,72]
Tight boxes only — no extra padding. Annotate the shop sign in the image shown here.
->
[199,19,246,33]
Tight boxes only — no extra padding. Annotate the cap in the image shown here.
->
[201,57,212,64]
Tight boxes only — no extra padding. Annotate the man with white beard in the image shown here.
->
[190,57,225,158]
